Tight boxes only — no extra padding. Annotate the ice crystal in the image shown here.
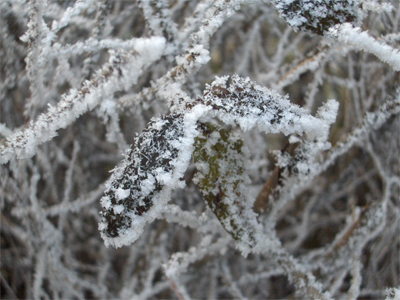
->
[99,114,185,246]
[196,75,333,141]
[275,0,361,35]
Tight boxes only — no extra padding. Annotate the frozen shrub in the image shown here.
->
[0,0,399,299]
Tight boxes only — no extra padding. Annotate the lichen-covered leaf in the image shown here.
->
[193,122,260,253]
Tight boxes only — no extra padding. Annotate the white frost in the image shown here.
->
[329,23,400,71]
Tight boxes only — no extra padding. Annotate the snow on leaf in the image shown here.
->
[99,114,184,246]
[193,122,261,255]
[195,75,335,142]
[99,105,208,248]
[99,74,338,249]
[274,0,361,35]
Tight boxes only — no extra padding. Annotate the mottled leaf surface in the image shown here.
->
[99,114,184,246]
[193,122,260,254]
[275,0,361,35]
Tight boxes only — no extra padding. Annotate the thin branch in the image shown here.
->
[0,37,166,164]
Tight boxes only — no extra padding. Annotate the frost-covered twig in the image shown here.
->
[43,38,155,60]
[139,0,179,44]
[33,247,47,300]
[160,204,223,234]
[348,256,362,300]
[50,0,96,36]
[21,0,49,118]
[221,263,248,300]
[167,276,192,300]
[328,23,400,71]
[118,0,248,109]
[275,46,331,91]
[2,1,399,298]
[268,92,400,223]
[0,37,166,164]
[163,235,231,278]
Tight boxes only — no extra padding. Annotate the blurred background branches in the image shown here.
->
[0,0,399,299]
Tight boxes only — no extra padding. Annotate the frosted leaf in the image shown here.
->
[99,105,208,248]
[193,122,262,255]
[195,75,335,142]
[274,0,361,35]
[99,114,185,246]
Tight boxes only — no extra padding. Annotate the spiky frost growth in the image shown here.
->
[196,75,335,142]
[1,0,399,299]
[275,0,362,35]
[99,105,208,248]
[99,75,337,249]
[99,114,184,242]
[0,37,166,164]
[328,23,400,71]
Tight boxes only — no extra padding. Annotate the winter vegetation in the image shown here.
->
[0,0,399,299]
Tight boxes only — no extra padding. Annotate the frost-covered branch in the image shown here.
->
[119,0,248,109]
[22,0,49,118]
[328,23,400,71]
[0,37,166,164]
[1,0,399,299]
[100,75,337,248]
